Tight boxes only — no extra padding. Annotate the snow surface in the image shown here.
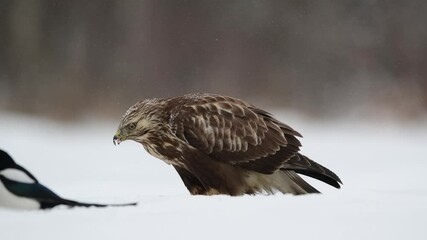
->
[0,112,426,240]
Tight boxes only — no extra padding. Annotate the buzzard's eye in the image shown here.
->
[127,123,136,131]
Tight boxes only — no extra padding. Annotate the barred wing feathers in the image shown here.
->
[170,95,341,189]
[171,96,299,173]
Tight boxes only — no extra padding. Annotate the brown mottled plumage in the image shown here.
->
[114,93,342,195]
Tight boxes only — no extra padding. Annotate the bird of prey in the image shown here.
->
[114,93,342,195]
[0,150,137,210]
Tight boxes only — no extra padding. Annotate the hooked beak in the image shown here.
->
[113,131,126,145]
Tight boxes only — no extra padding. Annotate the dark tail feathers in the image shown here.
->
[40,198,137,209]
[283,153,342,189]
[63,199,137,208]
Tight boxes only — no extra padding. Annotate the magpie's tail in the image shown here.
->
[40,198,137,209]
[63,199,137,208]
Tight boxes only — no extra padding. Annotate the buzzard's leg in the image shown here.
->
[173,166,208,195]
[183,158,245,196]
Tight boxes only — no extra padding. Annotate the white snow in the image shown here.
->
[0,111,426,240]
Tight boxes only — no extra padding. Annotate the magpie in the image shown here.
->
[0,149,137,210]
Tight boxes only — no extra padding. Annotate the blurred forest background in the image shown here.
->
[0,0,426,121]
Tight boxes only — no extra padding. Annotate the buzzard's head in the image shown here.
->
[113,98,166,145]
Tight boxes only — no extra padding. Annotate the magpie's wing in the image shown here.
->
[0,176,63,206]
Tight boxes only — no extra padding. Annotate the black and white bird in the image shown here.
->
[0,149,136,210]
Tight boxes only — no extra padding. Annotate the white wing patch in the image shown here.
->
[0,169,36,184]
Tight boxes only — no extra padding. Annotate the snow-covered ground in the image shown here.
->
[0,111,426,240]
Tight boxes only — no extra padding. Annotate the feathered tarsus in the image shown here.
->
[114,93,342,195]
